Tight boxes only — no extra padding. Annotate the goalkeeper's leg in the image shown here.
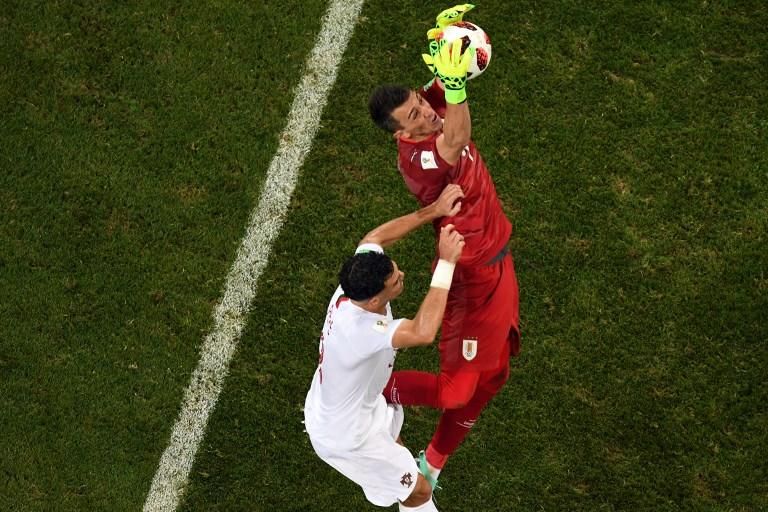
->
[383,369,479,410]
[425,359,510,474]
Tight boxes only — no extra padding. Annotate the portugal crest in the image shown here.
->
[372,319,388,333]
[462,338,478,361]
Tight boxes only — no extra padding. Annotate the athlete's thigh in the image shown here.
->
[314,431,420,507]
[441,270,515,370]
[386,403,405,441]
[437,367,481,408]
[478,358,510,395]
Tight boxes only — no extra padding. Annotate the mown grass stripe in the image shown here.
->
[143,1,365,510]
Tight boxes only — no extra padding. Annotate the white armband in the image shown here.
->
[430,259,455,290]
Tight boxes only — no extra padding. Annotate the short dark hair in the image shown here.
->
[339,251,394,301]
[368,85,410,133]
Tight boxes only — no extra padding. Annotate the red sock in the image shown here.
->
[428,364,509,464]
[383,371,440,407]
[425,443,449,469]
[427,400,484,465]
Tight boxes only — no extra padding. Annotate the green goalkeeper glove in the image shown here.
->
[421,38,474,104]
[422,4,475,76]
[423,37,441,77]
[432,3,475,32]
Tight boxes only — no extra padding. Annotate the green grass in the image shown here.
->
[2,0,767,511]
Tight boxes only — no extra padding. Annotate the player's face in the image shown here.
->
[383,261,405,301]
[391,90,442,139]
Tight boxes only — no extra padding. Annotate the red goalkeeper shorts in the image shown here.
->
[438,251,520,373]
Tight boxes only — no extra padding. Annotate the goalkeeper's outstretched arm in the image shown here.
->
[425,39,473,164]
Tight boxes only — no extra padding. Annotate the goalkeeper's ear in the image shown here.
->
[393,126,412,141]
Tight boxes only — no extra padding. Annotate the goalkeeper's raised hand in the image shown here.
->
[422,4,476,77]
[422,36,440,77]
[422,38,474,104]
[427,3,475,40]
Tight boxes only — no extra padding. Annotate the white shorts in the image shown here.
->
[309,405,419,507]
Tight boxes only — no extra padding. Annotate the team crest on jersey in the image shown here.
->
[373,319,388,333]
[400,472,413,487]
[420,150,439,170]
[462,338,478,361]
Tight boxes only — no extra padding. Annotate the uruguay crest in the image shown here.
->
[462,338,478,361]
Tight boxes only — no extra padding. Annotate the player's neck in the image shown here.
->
[352,299,387,316]
[398,129,440,144]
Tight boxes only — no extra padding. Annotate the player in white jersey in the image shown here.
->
[305,184,465,512]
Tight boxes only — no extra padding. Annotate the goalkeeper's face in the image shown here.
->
[391,90,443,140]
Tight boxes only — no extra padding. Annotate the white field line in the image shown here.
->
[143,1,365,510]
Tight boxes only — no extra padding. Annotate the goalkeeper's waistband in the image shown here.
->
[485,245,510,266]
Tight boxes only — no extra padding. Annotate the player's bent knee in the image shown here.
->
[437,371,480,409]
[439,395,469,409]
[437,385,475,409]
[401,473,432,507]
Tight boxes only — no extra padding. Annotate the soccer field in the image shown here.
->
[1,1,766,511]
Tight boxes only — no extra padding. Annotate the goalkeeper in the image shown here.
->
[368,4,521,489]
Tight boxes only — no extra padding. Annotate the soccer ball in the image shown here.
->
[436,21,492,80]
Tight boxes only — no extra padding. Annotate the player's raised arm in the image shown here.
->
[359,184,464,248]
[423,30,474,165]
[391,224,465,349]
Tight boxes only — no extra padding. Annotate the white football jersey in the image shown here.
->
[304,244,403,450]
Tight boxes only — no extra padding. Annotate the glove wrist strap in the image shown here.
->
[444,87,467,104]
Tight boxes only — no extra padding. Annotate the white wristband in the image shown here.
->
[430,259,456,290]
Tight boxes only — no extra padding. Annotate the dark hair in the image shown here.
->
[368,85,410,133]
[339,251,394,301]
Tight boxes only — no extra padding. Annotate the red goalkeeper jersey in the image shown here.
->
[396,80,519,370]
[396,80,512,269]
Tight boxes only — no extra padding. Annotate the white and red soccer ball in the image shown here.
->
[436,21,492,80]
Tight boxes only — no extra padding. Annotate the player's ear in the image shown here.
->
[393,128,409,140]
